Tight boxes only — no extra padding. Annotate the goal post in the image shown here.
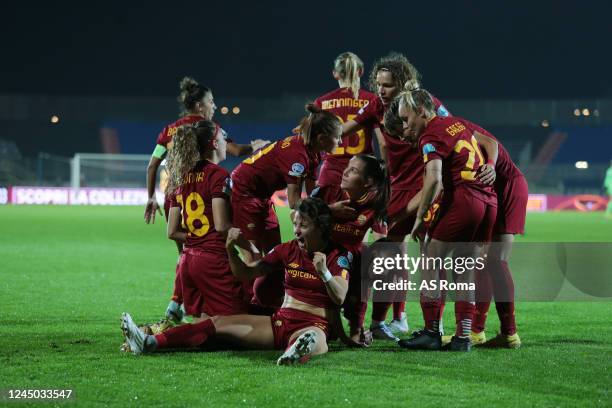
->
[70,153,153,190]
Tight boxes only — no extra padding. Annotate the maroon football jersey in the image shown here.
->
[315,88,378,186]
[156,114,204,150]
[419,116,496,205]
[231,135,320,198]
[354,94,450,130]
[459,119,523,181]
[311,185,377,249]
[170,160,231,253]
[383,134,423,192]
[262,240,350,309]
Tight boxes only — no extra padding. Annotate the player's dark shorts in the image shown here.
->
[231,192,280,242]
[387,188,419,237]
[178,247,248,317]
[494,175,528,235]
[429,187,497,243]
[270,308,329,350]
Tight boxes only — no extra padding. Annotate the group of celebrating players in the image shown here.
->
[121,50,528,365]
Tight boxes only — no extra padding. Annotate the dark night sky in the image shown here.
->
[2,1,610,99]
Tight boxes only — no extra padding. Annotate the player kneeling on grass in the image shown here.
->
[121,198,350,365]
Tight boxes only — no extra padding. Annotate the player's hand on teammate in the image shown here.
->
[144,198,162,224]
[312,252,327,274]
[478,164,496,185]
[329,200,357,219]
[250,139,270,151]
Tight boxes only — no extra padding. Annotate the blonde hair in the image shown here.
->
[334,52,364,99]
[298,103,342,146]
[165,121,217,194]
[397,89,435,116]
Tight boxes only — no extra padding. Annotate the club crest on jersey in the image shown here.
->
[337,256,350,269]
[423,143,436,154]
[437,105,450,117]
[357,214,367,226]
[289,163,305,177]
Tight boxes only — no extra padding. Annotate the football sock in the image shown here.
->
[455,301,475,338]
[493,260,516,335]
[371,302,391,322]
[144,335,158,351]
[155,319,216,349]
[420,295,441,332]
[171,262,182,303]
[473,261,493,333]
[392,302,405,320]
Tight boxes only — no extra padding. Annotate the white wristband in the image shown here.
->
[321,267,333,283]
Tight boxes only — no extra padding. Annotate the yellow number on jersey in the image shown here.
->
[242,142,277,164]
[333,114,366,155]
[454,136,485,181]
[175,192,210,237]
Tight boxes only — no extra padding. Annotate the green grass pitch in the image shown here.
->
[1,206,611,407]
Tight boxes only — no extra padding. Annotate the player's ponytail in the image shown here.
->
[178,76,212,116]
[299,103,342,146]
[165,120,217,194]
[334,51,364,99]
[404,78,421,92]
[356,154,390,222]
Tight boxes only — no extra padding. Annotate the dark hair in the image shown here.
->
[297,197,333,239]
[165,120,217,194]
[355,155,390,222]
[383,97,404,138]
[178,76,211,115]
[368,52,420,93]
[298,103,341,146]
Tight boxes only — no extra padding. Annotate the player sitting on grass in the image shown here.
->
[121,198,350,365]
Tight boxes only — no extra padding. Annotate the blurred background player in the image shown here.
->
[314,52,378,199]
[311,154,389,343]
[165,120,247,322]
[396,89,497,352]
[144,77,267,322]
[121,198,349,366]
[230,104,341,309]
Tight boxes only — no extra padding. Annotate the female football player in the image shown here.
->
[121,198,350,366]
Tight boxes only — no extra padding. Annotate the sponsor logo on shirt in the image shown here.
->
[288,162,306,177]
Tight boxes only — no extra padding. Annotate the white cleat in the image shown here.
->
[121,312,147,355]
[388,315,409,334]
[277,330,316,366]
[370,322,399,341]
